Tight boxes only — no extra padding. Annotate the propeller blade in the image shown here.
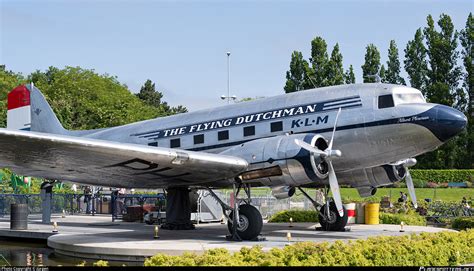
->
[328,160,344,217]
[294,139,326,156]
[405,170,418,209]
[328,108,342,150]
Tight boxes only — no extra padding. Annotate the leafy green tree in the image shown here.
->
[459,13,473,169]
[284,51,310,93]
[28,66,165,130]
[326,43,345,86]
[379,65,386,83]
[136,79,187,115]
[136,79,164,108]
[384,40,406,85]
[416,14,464,169]
[404,28,428,92]
[361,44,381,83]
[423,14,462,106]
[344,65,356,84]
[307,37,329,87]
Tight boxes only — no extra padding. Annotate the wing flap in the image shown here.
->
[0,129,248,188]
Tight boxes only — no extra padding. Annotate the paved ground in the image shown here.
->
[0,214,456,262]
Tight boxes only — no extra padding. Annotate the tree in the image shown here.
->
[404,28,428,92]
[459,13,473,169]
[344,65,356,84]
[136,79,187,115]
[327,43,345,86]
[28,66,166,130]
[307,37,329,87]
[284,51,310,93]
[379,65,386,83]
[136,79,164,108]
[384,40,406,85]
[361,44,381,83]
[423,14,462,106]
[416,14,464,169]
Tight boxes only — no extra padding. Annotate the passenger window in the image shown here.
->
[271,121,283,132]
[148,142,158,147]
[218,130,229,141]
[243,126,255,137]
[194,134,204,144]
[378,94,394,109]
[170,138,180,148]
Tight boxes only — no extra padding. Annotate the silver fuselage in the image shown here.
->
[67,83,466,189]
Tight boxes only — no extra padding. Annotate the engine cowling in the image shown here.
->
[219,133,329,187]
[338,164,407,198]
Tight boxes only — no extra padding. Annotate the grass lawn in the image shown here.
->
[237,187,474,203]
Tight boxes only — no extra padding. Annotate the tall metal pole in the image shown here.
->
[227,52,231,104]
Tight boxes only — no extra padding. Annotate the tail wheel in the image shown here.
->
[227,204,263,240]
[318,201,348,231]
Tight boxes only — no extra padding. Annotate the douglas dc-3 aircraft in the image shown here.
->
[0,83,467,240]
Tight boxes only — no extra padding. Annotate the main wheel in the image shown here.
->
[227,204,263,240]
[318,201,348,231]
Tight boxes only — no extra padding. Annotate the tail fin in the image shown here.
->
[7,83,66,135]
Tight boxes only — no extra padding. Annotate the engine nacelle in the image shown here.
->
[339,164,407,198]
[271,186,296,199]
[219,133,329,187]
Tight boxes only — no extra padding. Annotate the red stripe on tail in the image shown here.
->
[8,85,31,110]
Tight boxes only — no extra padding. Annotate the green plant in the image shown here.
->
[379,212,426,226]
[410,170,473,183]
[268,210,318,223]
[144,230,474,266]
[93,260,109,267]
[452,217,474,231]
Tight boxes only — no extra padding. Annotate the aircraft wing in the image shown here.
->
[0,129,248,188]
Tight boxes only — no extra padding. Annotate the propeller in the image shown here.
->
[401,158,418,209]
[295,108,344,217]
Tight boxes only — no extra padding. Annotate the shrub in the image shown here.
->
[452,217,474,231]
[144,230,474,266]
[379,212,426,226]
[412,178,427,188]
[268,210,318,223]
[93,260,109,267]
[410,170,473,183]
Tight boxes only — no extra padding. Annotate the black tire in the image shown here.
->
[318,202,348,231]
[227,204,263,240]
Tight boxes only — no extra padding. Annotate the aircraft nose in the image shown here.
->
[435,105,468,141]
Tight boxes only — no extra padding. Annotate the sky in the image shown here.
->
[0,0,472,111]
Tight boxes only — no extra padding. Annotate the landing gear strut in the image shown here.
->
[298,187,348,231]
[205,181,263,241]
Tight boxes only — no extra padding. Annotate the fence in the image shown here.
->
[0,191,317,220]
[0,193,77,217]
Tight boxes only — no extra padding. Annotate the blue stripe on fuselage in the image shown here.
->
[131,95,361,139]
[185,106,442,152]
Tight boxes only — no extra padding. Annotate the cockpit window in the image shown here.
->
[393,93,425,105]
[378,94,394,109]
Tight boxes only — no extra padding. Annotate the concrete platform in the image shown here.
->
[0,214,456,262]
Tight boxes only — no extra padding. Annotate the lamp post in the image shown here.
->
[221,52,237,103]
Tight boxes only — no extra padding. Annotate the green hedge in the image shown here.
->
[452,217,474,231]
[410,170,473,183]
[144,230,474,266]
[379,212,426,226]
[268,210,318,223]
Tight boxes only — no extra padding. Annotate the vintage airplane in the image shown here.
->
[1,82,467,240]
